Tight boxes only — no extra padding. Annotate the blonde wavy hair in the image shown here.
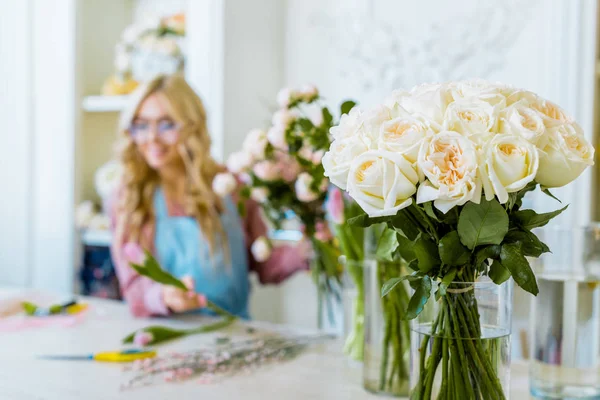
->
[115,74,227,258]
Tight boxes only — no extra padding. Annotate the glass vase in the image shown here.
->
[342,259,365,363]
[529,225,600,399]
[410,278,513,399]
[363,259,411,396]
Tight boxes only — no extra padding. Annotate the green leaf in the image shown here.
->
[512,181,537,210]
[389,209,421,240]
[474,245,501,267]
[340,100,357,115]
[457,198,509,250]
[130,252,187,291]
[237,200,246,217]
[404,276,432,320]
[504,230,550,258]
[122,326,189,345]
[438,268,458,297]
[297,118,314,131]
[413,234,440,273]
[406,259,420,272]
[347,213,390,227]
[381,276,410,297]
[489,260,511,285]
[375,229,398,262]
[541,187,562,203]
[423,202,439,221]
[438,231,470,266]
[513,205,568,231]
[500,243,539,295]
[396,234,416,263]
[322,108,334,127]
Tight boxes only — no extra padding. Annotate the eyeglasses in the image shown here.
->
[128,119,182,144]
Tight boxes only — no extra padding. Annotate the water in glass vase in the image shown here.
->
[530,275,600,399]
[410,325,511,399]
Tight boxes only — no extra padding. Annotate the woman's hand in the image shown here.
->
[162,276,207,313]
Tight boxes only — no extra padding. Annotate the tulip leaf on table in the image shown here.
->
[130,251,187,291]
[124,252,238,346]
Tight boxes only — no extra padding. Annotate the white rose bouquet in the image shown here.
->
[229,86,357,328]
[324,79,595,399]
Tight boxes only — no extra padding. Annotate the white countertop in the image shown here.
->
[0,289,531,399]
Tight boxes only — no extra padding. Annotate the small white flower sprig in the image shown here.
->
[121,334,333,390]
[323,79,595,317]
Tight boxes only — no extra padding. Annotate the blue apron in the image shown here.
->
[153,188,250,319]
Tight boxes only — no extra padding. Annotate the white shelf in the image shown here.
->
[81,229,112,247]
[82,95,129,112]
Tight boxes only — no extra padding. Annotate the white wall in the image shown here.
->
[0,0,78,292]
[281,0,598,337]
[0,1,33,287]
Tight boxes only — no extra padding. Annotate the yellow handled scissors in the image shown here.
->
[38,349,157,363]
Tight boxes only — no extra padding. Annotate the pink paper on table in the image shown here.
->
[0,309,89,332]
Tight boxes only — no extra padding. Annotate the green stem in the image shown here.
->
[440,315,449,399]
[411,204,440,241]
[447,299,475,400]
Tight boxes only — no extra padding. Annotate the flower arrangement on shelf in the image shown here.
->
[75,159,123,231]
[219,85,357,328]
[102,13,186,96]
[323,79,595,399]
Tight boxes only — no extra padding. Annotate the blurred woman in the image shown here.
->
[109,74,309,319]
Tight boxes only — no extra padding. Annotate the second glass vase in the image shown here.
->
[363,259,410,396]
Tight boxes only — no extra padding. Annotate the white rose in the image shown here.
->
[330,107,362,141]
[322,137,369,190]
[276,87,293,109]
[212,172,237,197]
[531,98,571,128]
[499,104,546,144]
[251,236,272,262]
[243,129,269,160]
[416,131,482,213]
[361,105,393,145]
[295,172,321,202]
[267,125,287,150]
[481,135,539,204]
[403,83,449,124]
[378,115,434,163]
[272,109,296,128]
[442,98,498,146]
[250,187,269,203]
[536,123,595,187]
[253,161,280,182]
[383,89,411,109]
[506,91,571,128]
[347,150,418,217]
[226,151,253,174]
[447,79,509,107]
